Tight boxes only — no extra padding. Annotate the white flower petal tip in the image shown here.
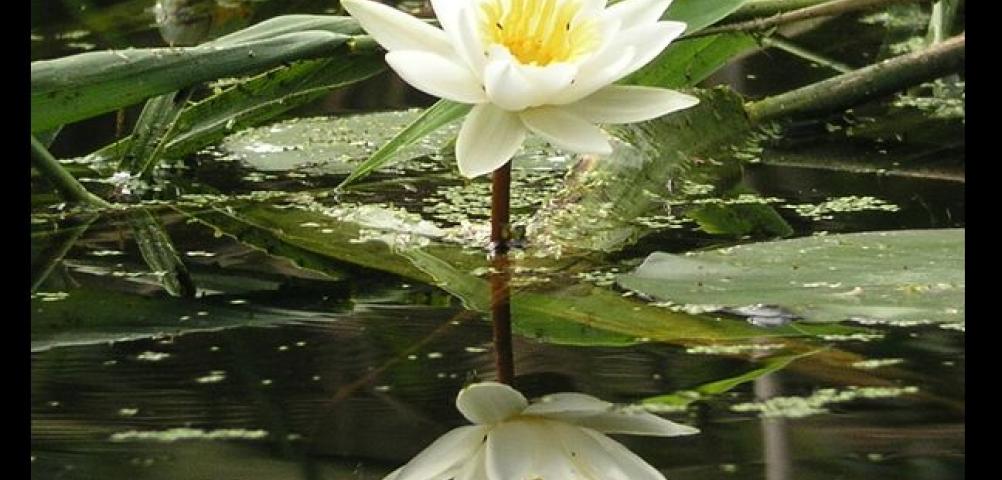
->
[384,50,485,104]
[569,86,700,124]
[520,108,613,155]
[456,105,527,178]
[391,425,489,480]
[340,0,451,55]
[456,381,529,424]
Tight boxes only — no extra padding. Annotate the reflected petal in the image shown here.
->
[523,392,613,417]
[553,423,666,480]
[485,419,584,479]
[394,425,489,480]
[573,408,701,436]
[454,445,489,480]
[456,381,529,424]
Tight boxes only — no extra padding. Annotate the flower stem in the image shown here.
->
[490,161,514,385]
[490,255,514,385]
[491,162,512,255]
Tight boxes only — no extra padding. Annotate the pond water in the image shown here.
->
[31,1,964,479]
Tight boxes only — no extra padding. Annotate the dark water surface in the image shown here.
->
[32,1,964,479]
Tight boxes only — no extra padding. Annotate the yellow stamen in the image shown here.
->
[479,0,600,66]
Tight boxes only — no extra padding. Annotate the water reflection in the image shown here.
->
[384,382,699,479]
[756,375,791,480]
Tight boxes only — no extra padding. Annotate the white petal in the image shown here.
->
[604,0,675,29]
[485,419,582,480]
[551,45,636,105]
[451,5,489,75]
[430,0,462,34]
[342,0,452,56]
[483,46,577,111]
[566,86,699,124]
[394,425,490,480]
[618,21,688,76]
[385,50,486,104]
[454,446,489,480]
[382,467,402,480]
[519,108,612,154]
[523,392,613,417]
[581,429,669,480]
[553,424,666,480]
[573,409,701,437]
[456,381,529,424]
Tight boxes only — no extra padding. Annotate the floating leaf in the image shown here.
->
[618,229,965,325]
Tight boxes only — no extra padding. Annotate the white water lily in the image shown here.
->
[343,0,699,178]
[385,382,698,479]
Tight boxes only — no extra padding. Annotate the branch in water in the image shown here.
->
[746,33,964,123]
[688,0,933,39]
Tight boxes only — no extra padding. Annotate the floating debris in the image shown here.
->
[852,358,905,369]
[109,428,268,443]
[719,304,802,328]
[135,351,171,362]
[784,196,900,220]
[731,386,919,418]
[195,371,227,384]
[686,343,786,355]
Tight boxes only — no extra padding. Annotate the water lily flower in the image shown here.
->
[385,381,698,479]
[343,0,699,178]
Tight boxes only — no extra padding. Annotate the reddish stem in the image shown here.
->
[490,161,514,385]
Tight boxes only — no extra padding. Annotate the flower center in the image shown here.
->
[479,0,600,66]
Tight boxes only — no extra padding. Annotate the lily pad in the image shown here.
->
[618,229,965,325]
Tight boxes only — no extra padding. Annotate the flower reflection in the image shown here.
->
[386,382,698,479]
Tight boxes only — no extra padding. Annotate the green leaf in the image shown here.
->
[126,209,196,298]
[338,100,472,189]
[687,203,794,237]
[211,14,362,44]
[643,350,817,409]
[527,87,751,252]
[118,90,193,176]
[618,229,965,325]
[93,56,386,162]
[32,31,352,132]
[666,0,752,33]
[624,33,758,88]
[30,285,306,352]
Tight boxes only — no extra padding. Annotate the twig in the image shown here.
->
[762,36,855,73]
[687,0,931,39]
[727,0,831,21]
[746,33,964,123]
[30,135,112,208]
